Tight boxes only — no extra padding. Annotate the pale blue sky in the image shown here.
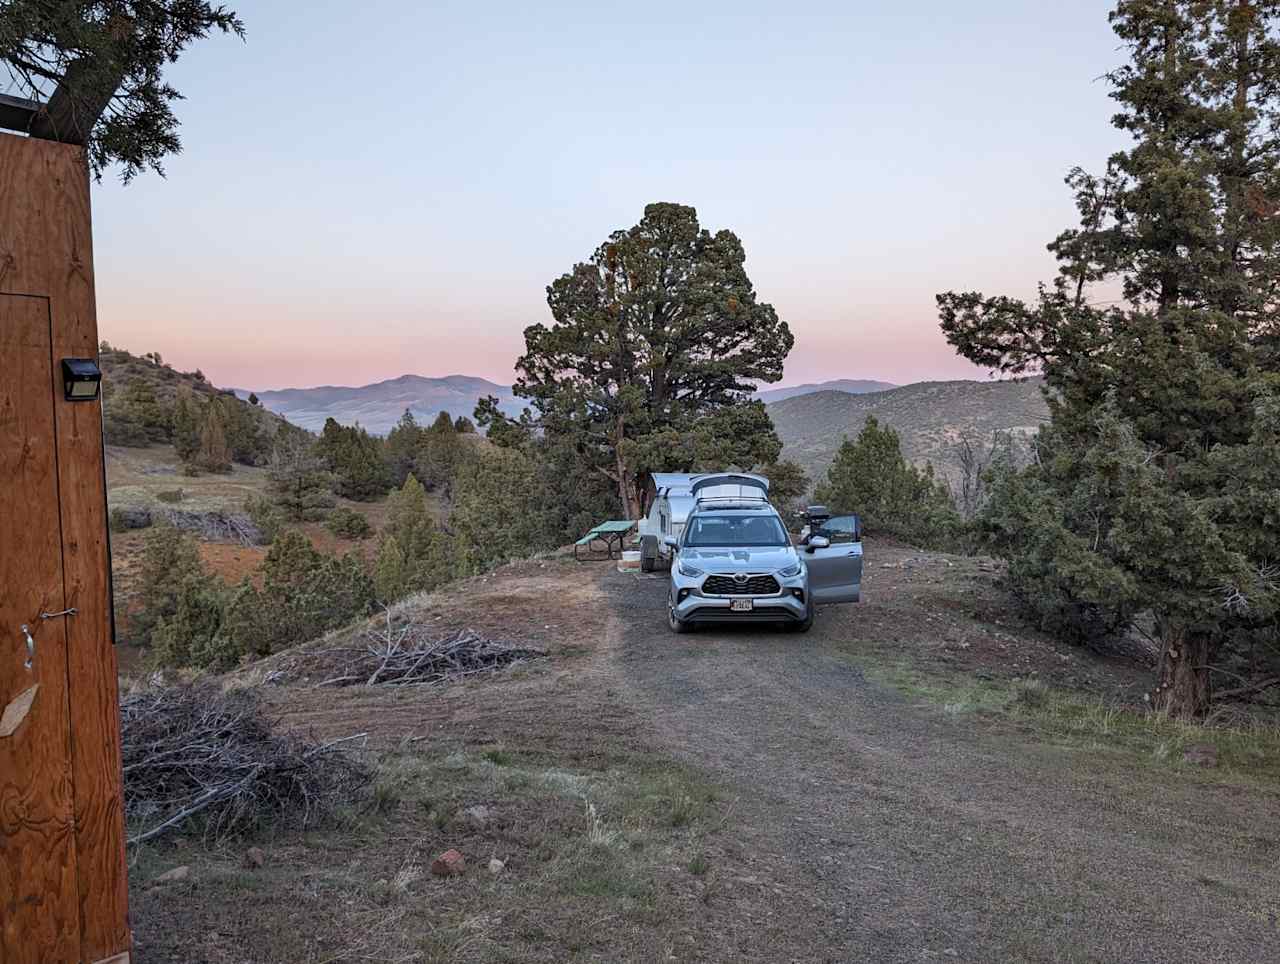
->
[91,0,1125,390]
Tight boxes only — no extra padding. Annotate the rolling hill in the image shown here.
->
[236,374,524,434]
[754,378,897,403]
[100,345,290,445]
[770,378,1048,486]
[244,373,896,434]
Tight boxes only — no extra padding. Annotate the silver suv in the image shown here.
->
[665,475,863,633]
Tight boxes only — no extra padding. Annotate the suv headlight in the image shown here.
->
[778,562,802,578]
[678,560,704,578]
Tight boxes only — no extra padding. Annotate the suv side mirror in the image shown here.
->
[662,536,679,552]
[806,535,830,552]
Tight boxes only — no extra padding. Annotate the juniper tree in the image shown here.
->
[815,417,959,547]
[171,389,200,464]
[195,401,231,473]
[316,418,391,501]
[266,428,334,522]
[936,0,1280,717]
[450,447,562,568]
[757,459,811,515]
[378,474,457,594]
[384,409,422,487]
[220,395,268,465]
[415,413,467,495]
[482,202,794,518]
[0,1,244,180]
[130,522,207,647]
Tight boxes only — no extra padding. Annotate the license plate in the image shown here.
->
[730,599,753,612]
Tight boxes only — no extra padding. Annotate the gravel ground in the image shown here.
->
[603,551,1280,964]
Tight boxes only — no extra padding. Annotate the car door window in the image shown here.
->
[816,515,860,544]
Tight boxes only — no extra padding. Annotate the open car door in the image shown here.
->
[804,515,863,604]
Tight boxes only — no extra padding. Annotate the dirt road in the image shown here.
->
[602,562,1280,963]
[129,551,1279,963]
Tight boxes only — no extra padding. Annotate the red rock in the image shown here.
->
[431,849,466,877]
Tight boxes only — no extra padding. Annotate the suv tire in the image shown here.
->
[791,601,815,633]
[668,602,692,634]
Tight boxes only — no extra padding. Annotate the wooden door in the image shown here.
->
[0,293,82,961]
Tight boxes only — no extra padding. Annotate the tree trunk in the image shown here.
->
[613,417,640,520]
[1151,627,1213,719]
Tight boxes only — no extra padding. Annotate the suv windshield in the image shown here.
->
[684,514,790,548]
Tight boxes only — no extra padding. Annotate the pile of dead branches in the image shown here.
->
[315,610,547,687]
[157,508,264,545]
[121,685,368,845]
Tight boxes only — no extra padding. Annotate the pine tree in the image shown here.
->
[936,0,1280,717]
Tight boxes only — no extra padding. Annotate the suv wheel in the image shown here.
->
[791,601,814,633]
[668,603,692,634]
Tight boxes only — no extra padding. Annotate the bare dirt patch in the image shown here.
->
[129,559,755,962]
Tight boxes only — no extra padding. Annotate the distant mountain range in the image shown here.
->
[769,379,1048,486]
[234,373,1043,471]
[238,374,901,435]
[234,375,523,434]
[753,378,897,403]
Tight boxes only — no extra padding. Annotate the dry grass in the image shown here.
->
[131,737,726,963]
[858,657,1280,786]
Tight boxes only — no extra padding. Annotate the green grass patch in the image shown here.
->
[855,655,1280,785]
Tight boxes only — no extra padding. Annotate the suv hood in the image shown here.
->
[681,546,798,572]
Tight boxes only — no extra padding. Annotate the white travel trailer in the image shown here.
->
[636,471,770,572]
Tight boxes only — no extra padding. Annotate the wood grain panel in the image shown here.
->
[0,293,80,963]
[0,132,130,961]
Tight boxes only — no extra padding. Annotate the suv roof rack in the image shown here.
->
[693,494,772,508]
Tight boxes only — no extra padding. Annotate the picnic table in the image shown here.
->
[574,520,636,560]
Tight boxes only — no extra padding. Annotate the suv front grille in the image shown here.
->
[702,574,781,596]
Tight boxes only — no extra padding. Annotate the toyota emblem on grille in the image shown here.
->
[733,573,749,584]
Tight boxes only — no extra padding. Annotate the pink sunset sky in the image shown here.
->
[88,0,1125,392]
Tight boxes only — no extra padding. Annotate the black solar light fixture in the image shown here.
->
[62,357,102,401]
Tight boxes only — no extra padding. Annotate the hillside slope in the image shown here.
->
[755,378,897,403]
[239,374,523,434]
[101,345,289,445]
[771,378,1047,483]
